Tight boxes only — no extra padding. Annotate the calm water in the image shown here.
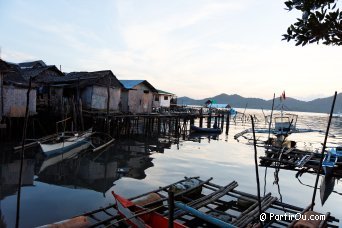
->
[1,109,342,227]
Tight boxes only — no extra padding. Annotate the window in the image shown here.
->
[164,96,168,100]
[155,96,159,101]
[143,90,149,94]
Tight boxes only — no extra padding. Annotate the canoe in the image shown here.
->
[112,191,187,228]
[190,125,222,133]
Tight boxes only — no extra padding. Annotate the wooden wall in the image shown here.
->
[82,86,121,111]
[3,86,36,117]
[127,83,154,113]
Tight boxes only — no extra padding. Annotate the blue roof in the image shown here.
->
[120,80,145,89]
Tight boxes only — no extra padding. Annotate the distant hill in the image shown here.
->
[177,93,342,113]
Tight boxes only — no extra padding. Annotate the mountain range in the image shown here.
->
[177,93,342,113]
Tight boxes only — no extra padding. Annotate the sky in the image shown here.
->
[0,0,340,101]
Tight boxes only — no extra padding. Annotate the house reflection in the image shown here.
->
[0,136,177,196]
[34,137,171,194]
[187,132,220,143]
[0,159,35,200]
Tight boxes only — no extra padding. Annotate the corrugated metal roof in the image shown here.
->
[119,80,145,89]
[21,66,63,82]
[18,60,47,69]
[3,63,28,85]
[157,89,174,95]
[60,70,123,88]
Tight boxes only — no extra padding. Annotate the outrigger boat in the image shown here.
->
[234,93,324,148]
[38,128,93,157]
[40,177,339,227]
[112,192,187,228]
[113,178,338,227]
[37,130,115,172]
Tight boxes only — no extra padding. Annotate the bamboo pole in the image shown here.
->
[311,91,337,210]
[15,77,32,228]
[251,115,262,226]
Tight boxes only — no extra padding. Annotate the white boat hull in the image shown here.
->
[39,131,92,157]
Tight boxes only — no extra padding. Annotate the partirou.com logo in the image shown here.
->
[259,212,326,222]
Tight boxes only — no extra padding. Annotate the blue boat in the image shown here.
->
[322,146,342,176]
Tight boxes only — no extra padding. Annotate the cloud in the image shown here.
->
[1,49,37,62]
[1,0,340,100]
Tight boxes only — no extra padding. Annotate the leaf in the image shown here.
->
[295,40,302,46]
[284,1,293,10]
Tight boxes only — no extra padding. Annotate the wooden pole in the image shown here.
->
[311,91,337,210]
[72,97,77,131]
[168,190,175,228]
[267,93,276,148]
[157,116,161,134]
[107,78,110,134]
[207,113,211,128]
[79,98,84,131]
[0,72,4,121]
[16,78,32,228]
[242,103,248,123]
[251,115,262,225]
[225,112,230,135]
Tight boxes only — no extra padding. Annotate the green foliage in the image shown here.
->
[283,0,342,46]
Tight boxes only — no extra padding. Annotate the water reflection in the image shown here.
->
[0,135,177,199]
[35,138,173,194]
[0,157,36,227]
[0,109,341,227]
[187,132,221,143]
[0,159,35,200]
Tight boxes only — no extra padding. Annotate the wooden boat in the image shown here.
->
[40,177,339,227]
[39,177,209,227]
[112,192,187,228]
[38,128,93,157]
[190,125,222,133]
[38,143,84,173]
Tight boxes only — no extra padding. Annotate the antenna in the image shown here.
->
[60,65,62,71]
